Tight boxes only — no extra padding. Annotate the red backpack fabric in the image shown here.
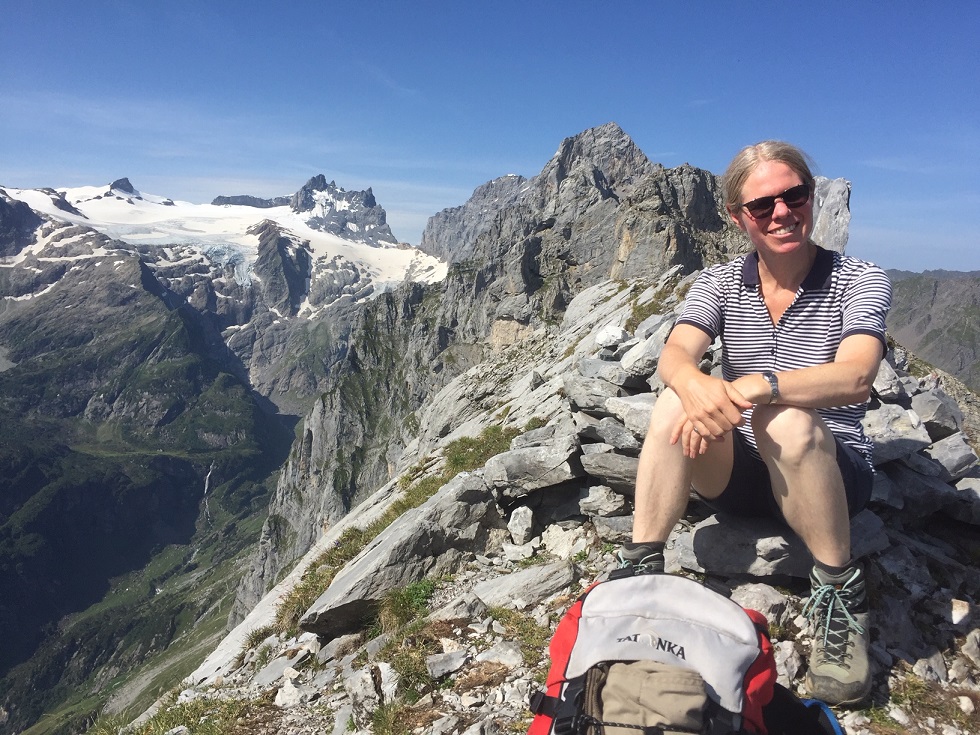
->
[527,572,777,735]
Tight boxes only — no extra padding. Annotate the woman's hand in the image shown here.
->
[669,373,751,457]
[677,418,708,459]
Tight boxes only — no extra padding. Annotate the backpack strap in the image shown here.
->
[528,690,560,718]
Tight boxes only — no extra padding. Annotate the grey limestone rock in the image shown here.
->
[474,641,523,669]
[811,177,851,253]
[0,193,43,257]
[912,388,964,440]
[483,434,584,500]
[562,373,626,415]
[730,583,792,629]
[592,515,633,543]
[299,474,501,638]
[290,175,399,247]
[672,509,888,579]
[603,394,656,437]
[427,650,470,679]
[873,357,909,401]
[949,477,980,525]
[577,357,646,389]
[418,174,528,263]
[579,452,639,495]
[881,462,968,519]
[578,485,630,517]
[507,505,535,544]
[620,320,672,378]
[862,402,933,464]
[577,416,642,454]
[922,432,978,481]
[471,561,576,609]
[253,650,309,688]
[595,324,630,349]
[428,592,488,623]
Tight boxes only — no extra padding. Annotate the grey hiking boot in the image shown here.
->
[803,562,872,706]
[616,542,665,575]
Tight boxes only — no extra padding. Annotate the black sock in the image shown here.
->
[624,541,665,555]
[813,558,852,577]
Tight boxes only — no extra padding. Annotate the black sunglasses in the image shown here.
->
[740,183,811,219]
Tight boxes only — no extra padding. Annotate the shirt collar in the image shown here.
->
[741,246,834,290]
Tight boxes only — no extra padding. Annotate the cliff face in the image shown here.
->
[886,271,980,394]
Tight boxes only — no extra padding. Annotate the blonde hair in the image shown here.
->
[722,141,815,211]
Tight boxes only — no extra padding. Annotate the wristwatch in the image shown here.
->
[762,371,779,404]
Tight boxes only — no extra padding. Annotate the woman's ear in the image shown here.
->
[727,206,746,231]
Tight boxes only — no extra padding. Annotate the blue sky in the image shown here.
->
[2,1,978,272]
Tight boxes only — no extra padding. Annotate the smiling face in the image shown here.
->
[729,159,814,258]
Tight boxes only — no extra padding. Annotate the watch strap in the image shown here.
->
[762,371,779,404]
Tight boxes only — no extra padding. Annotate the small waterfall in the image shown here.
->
[202,462,215,527]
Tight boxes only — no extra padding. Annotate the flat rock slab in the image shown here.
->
[472,560,577,609]
[671,509,888,579]
[580,452,639,494]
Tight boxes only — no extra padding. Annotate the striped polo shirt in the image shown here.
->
[676,246,892,464]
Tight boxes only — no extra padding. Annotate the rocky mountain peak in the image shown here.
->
[545,121,655,184]
[109,177,138,195]
[288,175,397,247]
[0,192,43,257]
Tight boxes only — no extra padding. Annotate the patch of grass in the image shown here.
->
[377,619,441,701]
[233,624,277,669]
[371,698,448,735]
[906,355,936,380]
[243,624,276,650]
[888,671,976,730]
[624,278,683,334]
[370,700,411,735]
[444,425,520,475]
[274,525,373,634]
[456,661,510,691]
[863,706,904,733]
[516,554,549,568]
[523,416,548,432]
[487,607,551,667]
[87,690,280,735]
[379,580,437,633]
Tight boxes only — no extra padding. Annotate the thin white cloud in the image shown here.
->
[859,156,943,177]
[361,63,421,99]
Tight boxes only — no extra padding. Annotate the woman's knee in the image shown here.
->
[752,405,832,461]
[645,388,685,440]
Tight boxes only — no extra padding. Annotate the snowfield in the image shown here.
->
[1,181,447,299]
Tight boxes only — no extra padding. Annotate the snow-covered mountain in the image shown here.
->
[2,175,446,320]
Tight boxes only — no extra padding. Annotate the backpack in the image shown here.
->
[527,569,844,735]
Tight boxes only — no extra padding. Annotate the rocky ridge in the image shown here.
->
[156,272,980,735]
[235,122,857,621]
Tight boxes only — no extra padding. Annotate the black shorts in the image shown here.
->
[697,430,874,521]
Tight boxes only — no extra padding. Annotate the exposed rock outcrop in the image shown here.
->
[180,274,980,735]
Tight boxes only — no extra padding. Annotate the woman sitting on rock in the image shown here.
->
[620,140,892,707]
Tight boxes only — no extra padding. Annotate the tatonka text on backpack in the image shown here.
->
[527,570,845,735]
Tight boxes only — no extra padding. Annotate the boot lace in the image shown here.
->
[802,570,866,668]
[616,551,664,575]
